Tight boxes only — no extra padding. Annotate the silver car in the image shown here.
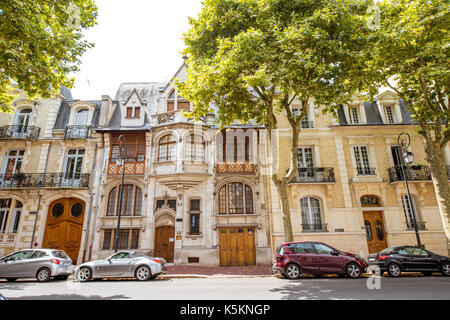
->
[0,249,73,282]
[73,251,168,282]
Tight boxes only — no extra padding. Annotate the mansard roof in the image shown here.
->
[53,99,102,130]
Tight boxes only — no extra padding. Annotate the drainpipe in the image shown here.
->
[82,142,98,262]
[30,142,52,248]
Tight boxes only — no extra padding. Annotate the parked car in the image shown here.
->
[0,249,73,282]
[272,241,368,279]
[367,245,450,277]
[73,250,168,282]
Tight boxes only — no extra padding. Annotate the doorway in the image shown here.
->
[219,227,256,266]
[154,226,175,263]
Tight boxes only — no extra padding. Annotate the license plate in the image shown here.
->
[368,258,376,262]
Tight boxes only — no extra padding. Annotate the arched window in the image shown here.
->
[158,134,176,161]
[218,183,254,214]
[107,185,143,216]
[300,197,325,232]
[185,134,205,161]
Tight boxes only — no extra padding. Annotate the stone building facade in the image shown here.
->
[1,65,449,265]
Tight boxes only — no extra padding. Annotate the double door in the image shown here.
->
[363,211,388,253]
[154,226,175,263]
[219,227,256,266]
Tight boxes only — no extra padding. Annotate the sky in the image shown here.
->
[70,0,204,100]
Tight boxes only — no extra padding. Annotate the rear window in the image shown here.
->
[52,251,69,259]
[276,246,283,254]
[380,247,394,254]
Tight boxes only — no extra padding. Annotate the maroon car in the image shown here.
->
[272,241,368,279]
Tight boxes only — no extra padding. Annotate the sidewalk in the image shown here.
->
[161,265,274,278]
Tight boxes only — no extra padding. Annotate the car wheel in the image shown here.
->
[78,267,92,282]
[284,263,301,279]
[387,263,401,277]
[6,278,17,282]
[441,262,450,276]
[135,265,151,281]
[36,268,51,282]
[346,263,362,279]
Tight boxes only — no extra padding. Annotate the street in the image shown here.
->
[1,275,449,300]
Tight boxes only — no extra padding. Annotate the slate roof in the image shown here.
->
[53,100,102,130]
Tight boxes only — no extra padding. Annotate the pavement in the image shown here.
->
[162,264,275,278]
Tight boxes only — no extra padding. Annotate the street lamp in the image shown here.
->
[396,132,422,248]
[113,135,126,253]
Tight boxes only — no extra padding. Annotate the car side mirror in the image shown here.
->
[331,251,339,256]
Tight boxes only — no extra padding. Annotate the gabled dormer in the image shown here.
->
[121,88,147,127]
[375,90,402,124]
[343,93,367,125]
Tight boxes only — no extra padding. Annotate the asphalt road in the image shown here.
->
[0,275,449,300]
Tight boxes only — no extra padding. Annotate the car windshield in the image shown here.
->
[380,247,394,254]
[52,250,69,259]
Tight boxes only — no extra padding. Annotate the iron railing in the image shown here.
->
[0,125,40,140]
[301,223,328,232]
[300,120,315,129]
[290,167,335,183]
[357,167,377,176]
[64,125,91,139]
[388,165,432,182]
[0,173,90,189]
[406,221,427,231]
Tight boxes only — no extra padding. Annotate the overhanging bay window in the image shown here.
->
[108,133,146,175]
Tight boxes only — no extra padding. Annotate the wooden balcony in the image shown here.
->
[108,161,145,176]
[216,162,255,174]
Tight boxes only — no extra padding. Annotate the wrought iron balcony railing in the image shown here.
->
[406,221,427,231]
[301,223,328,232]
[388,165,433,183]
[0,173,90,189]
[64,125,92,139]
[290,167,335,183]
[0,125,40,140]
[300,120,315,129]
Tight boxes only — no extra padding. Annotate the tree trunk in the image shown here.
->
[272,178,293,242]
[424,140,450,254]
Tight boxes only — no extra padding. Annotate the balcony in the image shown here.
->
[356,167,377,176]
[300,120,315,129]
[0,173,90,189]
[64,125,92,139]
[388,165,449,183]
[216,162,255,174]
[290,167,335,183]
[301,223,328,232]
[0,125,40,140]
[108,161,145,176]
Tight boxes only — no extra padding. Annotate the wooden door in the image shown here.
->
[154,226,175,263]
[219,227,256,266]
[42,198,85,263]
[363,211,388,253]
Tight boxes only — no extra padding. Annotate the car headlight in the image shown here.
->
[354,254,363,261]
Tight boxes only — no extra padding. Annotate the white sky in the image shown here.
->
[70,0,203,100]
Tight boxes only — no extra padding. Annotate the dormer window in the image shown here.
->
[348,107,360,124]
[167,90,175,112]
[75,109,89,126]
[126,106,141,119]
[167,89,190,112]
[383,105,394,124]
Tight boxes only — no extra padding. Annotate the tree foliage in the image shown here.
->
[0,0,98,111]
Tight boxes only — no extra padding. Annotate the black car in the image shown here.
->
[368,246,450,277]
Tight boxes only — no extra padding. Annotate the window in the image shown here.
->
[7,250,35,261]
[0,199,22,234]
[167,90,175,112]
[348,106,359,124]
[32,251,47,259]
[102,229,140,250]
[64,149,84,180]
[111,252,131,260]
[107,185,143,216]
[110,134,146,163]
[14,109,32,135]
[401,194,421,229]
[75,109,89,126]
[185,134,205,162]
[300,197,324,231]
[189,199,200,235]
[219,183,254,214]
[383,105,394,124]
[245,136,250,162]
[155,199,177,211]
[4,150,24,179]
[158,134,176,161]
[126,106,140,119]
[294,242,315,253]
[190,199,200,211]
[353,146,374,175]
[314,243,335,255]
[298,147,314,177]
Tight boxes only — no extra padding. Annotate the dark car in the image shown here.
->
[367,246,450,277]
[272,241,368,279]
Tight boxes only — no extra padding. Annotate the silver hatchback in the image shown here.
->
[0,249,73,282]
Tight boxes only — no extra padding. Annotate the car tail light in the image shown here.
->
[377,255,388,261]
[151,259,162,264]
[50,258,60,264]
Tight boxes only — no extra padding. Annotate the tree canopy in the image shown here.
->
[0,0,98,111]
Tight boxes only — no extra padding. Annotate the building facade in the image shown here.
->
[269,91,450,257]
[1,66,449,265]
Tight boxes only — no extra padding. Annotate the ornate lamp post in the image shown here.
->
[113,135,126,253]
[397,132,422,248]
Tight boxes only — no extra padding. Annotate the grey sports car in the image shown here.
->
[73,251,168,282]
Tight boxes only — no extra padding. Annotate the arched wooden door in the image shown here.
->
[42,198,85,263]
[154,226,174,263]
